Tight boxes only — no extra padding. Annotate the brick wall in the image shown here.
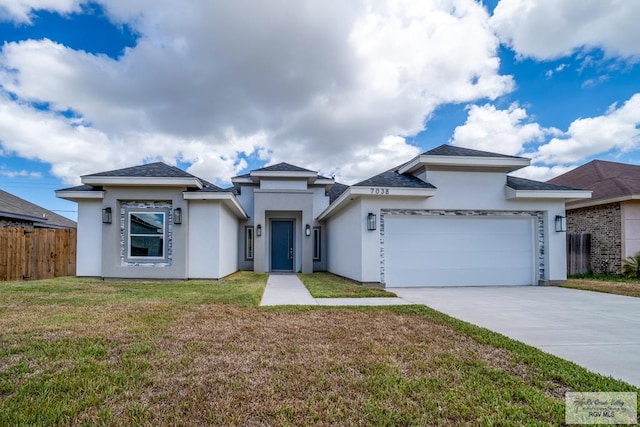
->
[567,203,621,274]
[0,218,34,229]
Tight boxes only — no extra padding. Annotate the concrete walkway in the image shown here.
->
[260,274,411,306]
[391,286,640,387]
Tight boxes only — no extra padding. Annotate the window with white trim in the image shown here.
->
[245,226,254,260]
[313,227,321,261]
[128,212,166,258]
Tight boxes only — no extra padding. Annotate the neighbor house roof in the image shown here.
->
[0,189,76,228]
[548,160,640,208]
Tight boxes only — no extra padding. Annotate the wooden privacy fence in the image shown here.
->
[567,233,591,276]
[0,228,76,281]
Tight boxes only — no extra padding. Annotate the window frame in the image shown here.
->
[127,210,168,261]
[313,226,321,261]
[245,226,254,260]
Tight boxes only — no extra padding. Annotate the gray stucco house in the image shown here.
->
[57,145,589,286]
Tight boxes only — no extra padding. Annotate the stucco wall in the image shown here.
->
[621,201,640,261]
[218,203,239,277]
[567,202,622,274]
[76,200,102,276]
[188,202,221,278]
[326,199,363,281]
[101,187,188,279]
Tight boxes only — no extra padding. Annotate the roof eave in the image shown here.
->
[182,192,248,219]
[566,194,640,210]
[399,155,530,174]
[55,190,105,201]
[0,211,44,222]
[317,187,436,221]
[505,187,593,200]
[81,176,203,188]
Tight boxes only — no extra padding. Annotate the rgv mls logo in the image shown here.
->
[565,392,637,425]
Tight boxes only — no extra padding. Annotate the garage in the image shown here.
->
[384,215,536,287]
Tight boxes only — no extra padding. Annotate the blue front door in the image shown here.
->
[271,220,294,271]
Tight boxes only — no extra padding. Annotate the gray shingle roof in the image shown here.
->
[251,162,316,173]
[0,189,76,228]
[354,168,436,189]
[84,162,197,178]
[327,183,349,203]
[57,184,102,192]
[423,144,526,159]
[186,179,226,193]
[507,176,581,191]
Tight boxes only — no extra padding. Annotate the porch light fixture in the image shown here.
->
[367,212,377,231]
[256,224,262,237]
[173,208,182,225]
[555,215,566,232]
[305,224,311,237]
[102,207,112,224]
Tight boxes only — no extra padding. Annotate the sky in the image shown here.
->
[0,0,639,221]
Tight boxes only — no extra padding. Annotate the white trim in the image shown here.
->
[127,211,167,260]
[505,187,592,200]
[567,194,640,210]
[182,192,248,219]
[55,190,105,200]
[317,186,436,220]
[81,176,203,188]
[399,154,530,174]
[231,177,253,184]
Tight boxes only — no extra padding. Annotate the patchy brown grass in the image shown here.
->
[1,276,635,426]
[561,279,640,297]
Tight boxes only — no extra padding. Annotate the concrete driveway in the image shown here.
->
[390,286,640,387]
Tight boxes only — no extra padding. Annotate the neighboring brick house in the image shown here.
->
[0,189,76,229]
[549,160,640,274]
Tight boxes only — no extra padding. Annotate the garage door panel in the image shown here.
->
[385,216,535,287]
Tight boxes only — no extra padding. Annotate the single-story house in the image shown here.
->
[0,189,76,229]
[548,159,640,274]
[56,145,590,286]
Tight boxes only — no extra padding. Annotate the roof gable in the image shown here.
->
[251,162,316,173]
[353,168,436,189]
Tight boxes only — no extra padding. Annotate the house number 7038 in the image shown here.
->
[370,187,390,195]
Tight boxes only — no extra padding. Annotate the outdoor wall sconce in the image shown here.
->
[173,208,182,224]
[256,224,262,237]
[555,215,567,232]
[305,224,311,237]
[367,212,377,231]
[102,207,112,224]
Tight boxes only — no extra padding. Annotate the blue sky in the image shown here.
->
[0,0,639,221]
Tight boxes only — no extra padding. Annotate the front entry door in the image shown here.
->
[271,220,294,271]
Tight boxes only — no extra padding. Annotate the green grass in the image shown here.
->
[1,273,637,425]
[298,272,397,298]
[568,273,640,283]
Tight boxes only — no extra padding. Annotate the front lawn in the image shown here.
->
[298,272,397,298]
[0,274,636,426]
[560,276,640,298]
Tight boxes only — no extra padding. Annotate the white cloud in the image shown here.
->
[450,103,553,155]
[491,0,640,60]
[0,166,42,178]
[0,0,84,24]
[531,93,640,164]
[0,0,513,184]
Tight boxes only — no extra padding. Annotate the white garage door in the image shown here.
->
[384,215,535,287]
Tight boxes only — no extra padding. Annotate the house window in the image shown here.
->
[245,226,254,260]
[128,212,166,258]
[313,227,321,261]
